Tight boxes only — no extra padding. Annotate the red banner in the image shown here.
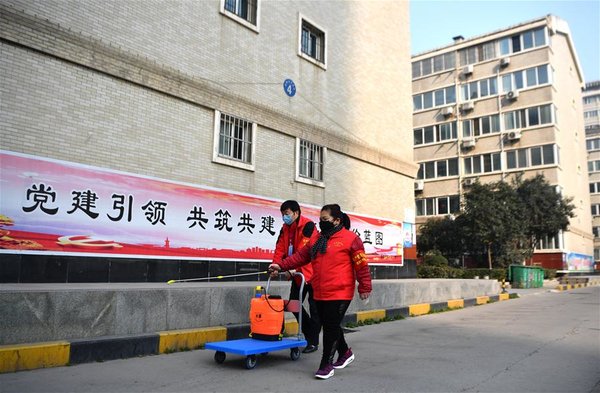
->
[0,151,403,265]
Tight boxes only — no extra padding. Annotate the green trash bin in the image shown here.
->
[508,265,544,288]
[531,266,544,288]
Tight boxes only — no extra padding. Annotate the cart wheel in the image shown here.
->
[245,355,257,369]
[290,347,301,361]
[214,351,226,364]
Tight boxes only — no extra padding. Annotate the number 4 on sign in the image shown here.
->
[283,79,296,97]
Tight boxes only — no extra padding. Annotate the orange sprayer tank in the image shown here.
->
[249,295,284,341]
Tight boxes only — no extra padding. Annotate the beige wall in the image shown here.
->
[0,1,415,222]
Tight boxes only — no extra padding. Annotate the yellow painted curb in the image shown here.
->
[284,319,299,335]
[499,293,510,301]
[0,341,70,373]
[409,303,431,316]
[476,296,489,305]
[356,309,386,323]
[447,299,464,309]
[158,327,226,354]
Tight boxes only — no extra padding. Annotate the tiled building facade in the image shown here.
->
[584,81,600,266]
[0,1,417,281]
[412,15,593,270]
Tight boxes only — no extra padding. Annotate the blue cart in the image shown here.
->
[205,272,308,369]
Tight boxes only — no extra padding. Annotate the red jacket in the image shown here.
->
[279,228,372,301]
[273,215,316,283]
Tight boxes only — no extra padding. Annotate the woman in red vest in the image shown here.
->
[269,204,372,380]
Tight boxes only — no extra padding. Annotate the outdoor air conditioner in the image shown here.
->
[462,138,476,148]
[500,57,511,68]
[460,101,475,112]
[414,180,424,191]
[463,178,476,186]
[442,106,454,117]
[507,90,520,101]
[462,65,473,76]
[507,130,522,141]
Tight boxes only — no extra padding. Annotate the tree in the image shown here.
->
[459,181,525,269]
[417,216,464,258]
[515,174,575,262]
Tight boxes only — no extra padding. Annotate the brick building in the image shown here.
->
[0,1,417,281]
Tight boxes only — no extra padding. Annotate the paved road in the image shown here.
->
[1,287,599,393]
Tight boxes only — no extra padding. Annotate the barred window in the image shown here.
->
[298,140,324,182]
[215,112,254,167]
[223,0,258,26]
[300,19,326,65]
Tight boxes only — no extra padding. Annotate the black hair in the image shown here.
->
[321,204,351,229]
[280,200,301,214]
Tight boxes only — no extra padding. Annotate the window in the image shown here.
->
[593,227,600,238]
[417,158,459,179]
[464,153,501,175]
[412,52,455,79]
[584,110,599,119]
[414,122,457,145]
[506,144,557,170]
[416,195,460,216]
[590,182,600,193]
[587,138,600,151]
[502,64,550,93]
[592,204,600,216]
[297,139,325,184]
[463,115,500,137]
[300,17,326,66]
[537,232,560,250]
[583,95,600,105]
[221,0,259,29]
[499,28,546,56]
[503,104,553,130]
[413,86,456,111]
[460,77,498,101]
[213,111,256,170]
[588,160,600,172]
[595,248,600,260]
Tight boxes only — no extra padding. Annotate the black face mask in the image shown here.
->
[319,220,335,233]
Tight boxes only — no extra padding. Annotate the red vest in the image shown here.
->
[303,228,370,301]
[273,215,316,283]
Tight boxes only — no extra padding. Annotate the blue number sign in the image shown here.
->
[283,79,296,97]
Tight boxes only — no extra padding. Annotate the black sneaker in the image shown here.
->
[302,344,318,354]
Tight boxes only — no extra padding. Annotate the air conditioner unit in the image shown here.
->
[442,106,454,117]
[463,178,476,186]
[460,101,475,112]
[500,57,511,67]
[462,138,476,148]
[414,180,424,191]
[507,130,522,140]
[462,65,473,76]
[507,90,520,100]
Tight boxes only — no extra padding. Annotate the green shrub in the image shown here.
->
[543,269,557,279]
[462,268,506,280]
[423,253,449,267]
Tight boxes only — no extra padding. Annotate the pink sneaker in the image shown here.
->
[332,348,354,369]
[314,363,334,379]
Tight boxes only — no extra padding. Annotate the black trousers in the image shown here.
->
[316,300,351,368]
[289,280,321,346]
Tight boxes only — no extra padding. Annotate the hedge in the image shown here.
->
[417,265,507,280]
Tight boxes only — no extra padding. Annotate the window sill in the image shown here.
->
[295,175,325,188]
[220,10,260,33]
[212,155,255,172]
[297,52,327,70]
